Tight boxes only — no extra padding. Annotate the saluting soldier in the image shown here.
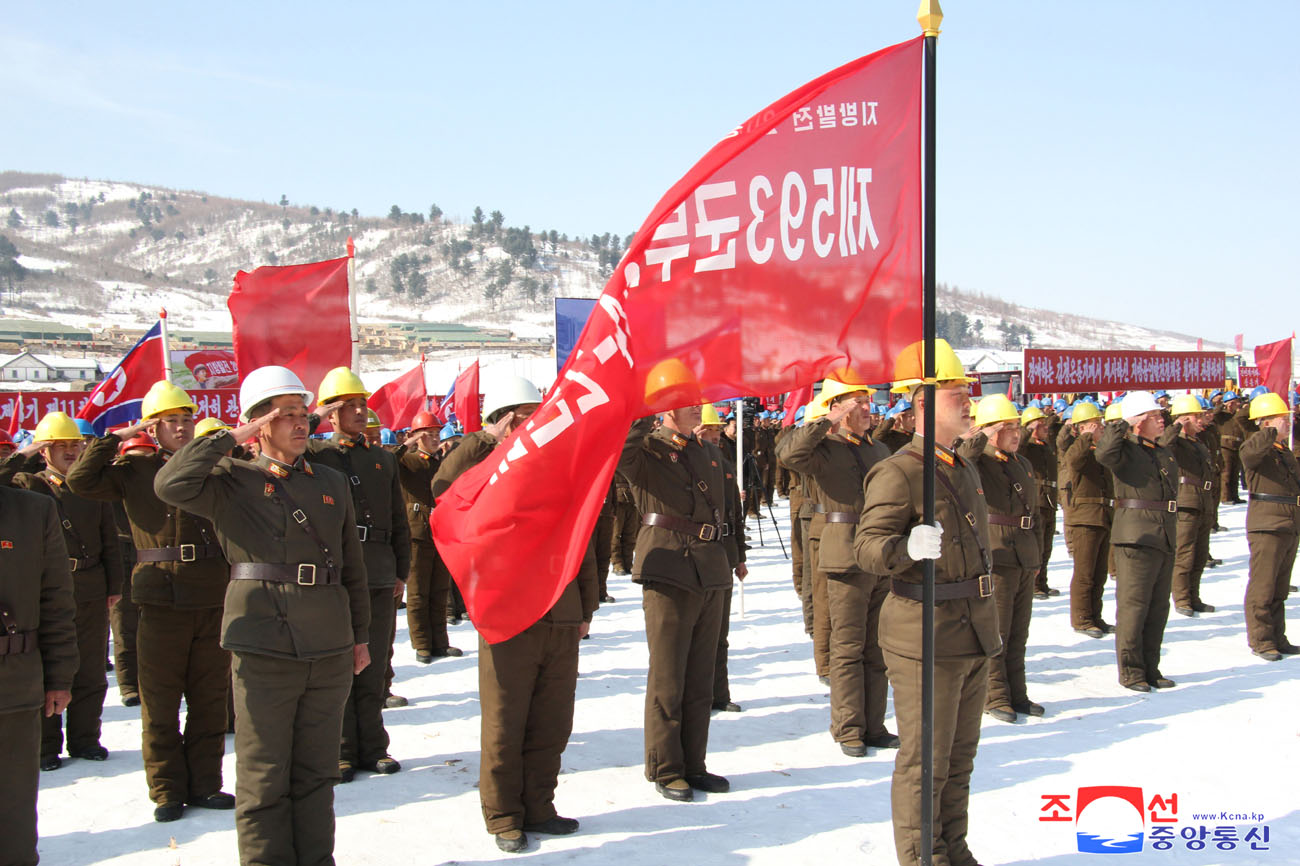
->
[875,399,915,453]
[776,406,812,627]
[6,413,123,770]
[111,435,157,706]
[67,380,233,822]
[777,399,832,680]
[433,374,597,853]
[619,360,738,803]
[1095,391,1179,692]
[308,367,411,781]
[610,472,640,577]
[961,395,1043,723]
[1060,402,1114,637]
[1160,395,1217,617]
[1240,392,1300,661]
[1216,392,1248,503]
[0,482,77,866]
[396,410,461,662]
[782,378,896,756]
[1019,405,1061,600]
[154,365,371,866]
[854,338,999,866]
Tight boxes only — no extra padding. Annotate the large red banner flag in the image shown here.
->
[452,361,482,433]
[432,37,923,642]
[369,359,428,430]
[228,256,351,395]
[782,384,814,427]
[1254,338,1293,400]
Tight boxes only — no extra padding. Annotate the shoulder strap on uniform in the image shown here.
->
[335,443,376,528]
[904,450,992,574]
[260,471,339,582]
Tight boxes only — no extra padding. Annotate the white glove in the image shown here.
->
[906,522,943,561]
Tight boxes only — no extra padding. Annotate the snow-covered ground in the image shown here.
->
[36,498,1297,865]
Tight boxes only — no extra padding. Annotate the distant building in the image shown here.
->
[0,349,102,384]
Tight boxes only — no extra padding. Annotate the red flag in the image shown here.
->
[1254,338,1292,399]
[432,37,923,642]
[452,361,481,433]
[7,390,23,437]
[1235,334,1244,352]
[229,256,351,394]
[1196,338,1203,351]
[782,384,813,427]
[369,359,427,430]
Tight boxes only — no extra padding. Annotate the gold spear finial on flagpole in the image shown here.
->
[917,0,943,37]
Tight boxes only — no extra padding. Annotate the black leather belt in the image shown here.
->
[229,562,341,586]
[1249,492,1300,507]
[69,555,102,572]
[891,575,993,601]
[988,513,1035,530]
[355,525,392,544]
[1179,475,1212,491]
[137,544,222,563]
[1073,496,1114,507]
[1115,499,1177,513]
[812,505,857,523]
[642,512,725,542]
[0,630,38,656]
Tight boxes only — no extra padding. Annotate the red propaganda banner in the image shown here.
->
[6,389,240,433]
[431,37,923,643]
[1023,349,1226,392]
[1238,366,1260,389]
[1254,338,1293,398]
[228,256,351,395]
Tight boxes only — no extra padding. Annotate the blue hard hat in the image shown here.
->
[1223,390,1241,401]
[1209,389,1223,399]
[1062,404,1075,421]
[1197,395,1211,410]
[1250,385,1269,400]
[380,428,396,446]
[74,418,96,436]
[1053,399,1068,411]
[778,410,786,419]
[1154,390,1169,399]
[794,406,806,422]
[1028,398,1043,409]
[440,423,462,441]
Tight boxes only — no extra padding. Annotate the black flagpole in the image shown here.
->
[917,2,943,865]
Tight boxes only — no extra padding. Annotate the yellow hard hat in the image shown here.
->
[817,377,875,410]
[700,403,724,426]
[644,358,701,409]
[32,411,83,443]
[317,367,371,406]
[974,393,1019,428]
[1071,402,1103,424]
[1104,402,1123,421]
[1020,406,1046,426]
[890,338,973,394]
[194,417,231,438]
[140,380,198,420]
[1169,394,1202,417]
[1249,392,1289,420]
[366,409,383,429]
[805,399,828,422]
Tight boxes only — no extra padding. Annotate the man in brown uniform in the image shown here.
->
[67,379,233,822]
[1240,392,1300,661]
[396,410,461,662]
[155,365,371,866]
[962,395,1042,723]
[776,409,813,631]
[781,378,895,756]
[610,473,640,576]
[1095,391,1179,692]
[1060,402,1114,637]
[1019,406,1060,599]
[433,374,597,853]
[777,399,831,679]
[876,399,915,454]
[619,364,740,803]
[0,482,77,866]
[7,413,123,770]
[854,338,999,866]
[309,366,411,781]
[1216,392,1248,503]
[1160,395,1217,617]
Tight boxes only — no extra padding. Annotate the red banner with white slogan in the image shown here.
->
[1023,349,1226,392]
[6,389,240,433]
[432,37,923,643]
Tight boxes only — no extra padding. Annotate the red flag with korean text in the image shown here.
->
[452,361,481,433]
[432,37,923,642]
[369,359,427,430]
[228,256,351,395]
[1254,338,1292,400]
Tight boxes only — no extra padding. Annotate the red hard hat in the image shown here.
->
[0,430,12,446]
[410,410,438,432]
[119,433,158,454]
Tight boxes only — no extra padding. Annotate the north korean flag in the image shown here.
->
[76,322,166,434]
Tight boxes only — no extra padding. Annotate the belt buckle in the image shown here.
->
[1203,481,1212,491]
[698,524,717,542]
[297,564,318,586]
[180,544,197,562]
[720,523,731,537]
[1167,501,1177,513]
[68,557,79,572]
[1019,515,1034,530]
[356,525,369,542]
[978,574,993,598]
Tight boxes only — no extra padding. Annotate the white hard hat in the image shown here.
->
[481,374,543,424]
[239,366,313,421]
[1121,390,1161,421]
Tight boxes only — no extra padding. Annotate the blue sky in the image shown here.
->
[4,2,1297,343]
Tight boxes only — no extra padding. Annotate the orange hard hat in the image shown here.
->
[410,410,439,432]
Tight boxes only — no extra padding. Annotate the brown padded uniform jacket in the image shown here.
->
[959,434,1041,572]
[395,444,440,543]
[11,469,124,603]
[1095,420,1178,551]
[1019,435,1059,511]
[1158,425,1216,514]
[854,435,1001,661]
[1242,426,1300,535]
[1061,431,1114,529]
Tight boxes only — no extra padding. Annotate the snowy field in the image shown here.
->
[36,498,1298,865]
